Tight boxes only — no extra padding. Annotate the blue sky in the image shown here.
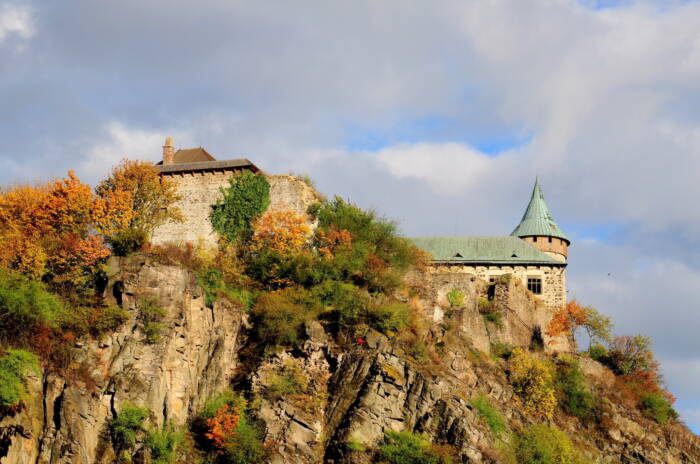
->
[2,0,700,434]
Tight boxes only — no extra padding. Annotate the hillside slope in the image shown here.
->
[2,256,698,464]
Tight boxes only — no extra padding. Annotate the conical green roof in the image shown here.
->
[511,178,569,243]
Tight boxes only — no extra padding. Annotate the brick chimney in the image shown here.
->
[163,136,174,165]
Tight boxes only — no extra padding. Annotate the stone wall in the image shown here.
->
[151,172,320,247]
[427,263,566,311]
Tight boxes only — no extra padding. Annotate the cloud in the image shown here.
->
[0,3,33,43]
[77,122,194,183]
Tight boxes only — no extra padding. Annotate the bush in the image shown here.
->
[641,392,678,425]
[138,297,167,344]
[250,287,322,347]
[508,349,557,419]
[210,172,270,243]
[366,301,410,333]
[0,269,64,339]
[109,403,149,450]
[513,424,587,464]
[554,357,596,421]
[314,197,421,292]
[107,227,148,257]
[313,280,369,328]
[490,342,514,359]
[470,394,506,438]
[147,424,184,464]
[196,268,252,310]
[63,305,129,337]
[378,430,455,464]
[0,349,40,408]
[483,311,503,328]
[199,390,265,464]
[446,288,464,308]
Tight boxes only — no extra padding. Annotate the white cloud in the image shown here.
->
[78,122,194,183]
[0,4,34,43]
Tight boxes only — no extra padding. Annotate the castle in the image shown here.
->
[150,137,319,246]
[411,178,570,310]
[151,138,569,310]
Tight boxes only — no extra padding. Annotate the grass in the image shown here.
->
[470,394,507,438]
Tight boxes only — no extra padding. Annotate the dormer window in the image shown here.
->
[453,253,463,258]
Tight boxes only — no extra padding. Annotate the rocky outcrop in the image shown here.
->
[2,256,245,464]
[1,259,697,464]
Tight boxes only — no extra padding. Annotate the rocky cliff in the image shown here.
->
[2,257,698,464]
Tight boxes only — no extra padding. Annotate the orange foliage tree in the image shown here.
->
[205,403,242,452]
[250,210,311,254]
[94,159,182,238]
[0,171,113,294]
[546,300,612,349]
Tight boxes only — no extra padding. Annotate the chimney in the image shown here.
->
[163,136,174,165]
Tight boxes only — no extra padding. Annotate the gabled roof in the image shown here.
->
[511,178,569,243]
[410,236,563,265]
[155,147,216,165]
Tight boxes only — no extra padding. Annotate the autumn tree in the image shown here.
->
[0,172,112,294]
[250,210,311,254]
[95,159,182,254]
[546,300,612,349]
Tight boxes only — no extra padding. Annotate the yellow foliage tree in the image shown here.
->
[250,210,311,254]
[509,348,557,419]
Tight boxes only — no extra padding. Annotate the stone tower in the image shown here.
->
[511,178,570,262]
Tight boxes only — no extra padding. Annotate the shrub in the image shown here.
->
[63,305,129,337]
[0,269,64,339]
[146,424,184,464]
[250,287,322,347]
[508,349,557,419]
[470,394,506,438]
[378,430,454,464]
[554,357,596,421]
[606,335,654,376]
[490,342,514,359]
[199,390,265,464]
[195,268,251,310]
[477,297,493,314]
[107,227,148,257]
[513,423,587,464]
[0,349,40,408]
[483,311,503,328]
[138,297,167,344]
[109,403,149,450]
[641,392,678,425]
[314,197,421,292]
[313,280,369,328]
[250,210,311,254]
[366,301,410,334]
[446,288,464,308]
[210,172,270,243]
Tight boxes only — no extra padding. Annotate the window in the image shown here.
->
[548,236,552,243]
[527,277,542,295]
[533,236,538,242]
[489,276,498,284]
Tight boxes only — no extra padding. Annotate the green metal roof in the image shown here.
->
[410,236,563,265]
[510,178,569,243]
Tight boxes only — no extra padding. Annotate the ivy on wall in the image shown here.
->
[209,172,270,243]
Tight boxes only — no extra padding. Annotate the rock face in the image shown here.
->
[1,259,698,464]
[2,256,245,464]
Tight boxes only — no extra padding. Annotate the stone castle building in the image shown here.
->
[150,138,568,310]
[150,137,319,246]
[411,178,570,310]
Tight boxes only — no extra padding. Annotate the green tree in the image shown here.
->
[210,172,270,243]
[581,307,613,349]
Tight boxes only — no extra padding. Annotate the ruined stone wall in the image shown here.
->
[427,263,567,311]
[151,172,320,247]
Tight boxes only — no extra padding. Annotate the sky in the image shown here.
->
[1,0,700,432]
